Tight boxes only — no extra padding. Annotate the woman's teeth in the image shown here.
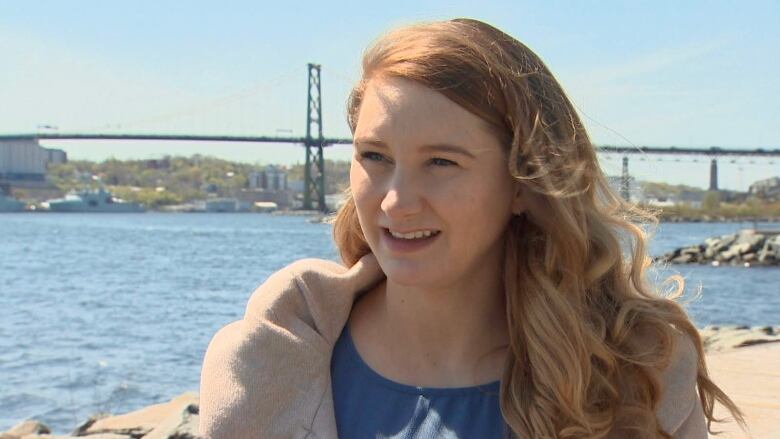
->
[388,229,441,239]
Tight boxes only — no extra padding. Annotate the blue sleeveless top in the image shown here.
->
[330,323,511,438]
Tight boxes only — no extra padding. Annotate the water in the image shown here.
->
[0,214,778,433]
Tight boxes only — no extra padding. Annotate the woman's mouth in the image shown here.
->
[381,228,441,253]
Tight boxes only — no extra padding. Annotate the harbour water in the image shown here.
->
[1,213,778,433]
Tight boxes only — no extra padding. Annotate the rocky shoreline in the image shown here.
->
[1,393,199,439]
[660,216,780,223]
[657,229,780,266]
[700,324,780,352]
[3,326,778,439]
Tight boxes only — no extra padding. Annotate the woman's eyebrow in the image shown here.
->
[353,137,476,159]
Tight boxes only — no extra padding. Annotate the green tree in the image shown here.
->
[702,191,721,212]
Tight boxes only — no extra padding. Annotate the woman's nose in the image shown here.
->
[380,170,424,219]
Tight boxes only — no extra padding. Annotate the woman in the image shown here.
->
[200,18,744,438]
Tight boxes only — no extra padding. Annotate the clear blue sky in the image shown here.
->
[1,1,778,190]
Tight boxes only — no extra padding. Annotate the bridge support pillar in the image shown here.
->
[621,156,630,201]
[709,158,718,191]
[304,63,327,212]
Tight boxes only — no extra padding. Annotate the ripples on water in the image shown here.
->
[0,214,777,433]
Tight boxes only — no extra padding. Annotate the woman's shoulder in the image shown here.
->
[659,328,699,396]
[199,257,351,370]
[655,328,707,438]
[199,253,385,437]
[242,257,349,322]
[242,254,384,330]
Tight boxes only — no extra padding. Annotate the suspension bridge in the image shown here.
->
[1,63,779,211]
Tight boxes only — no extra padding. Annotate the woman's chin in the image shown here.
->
[378,261,447,288]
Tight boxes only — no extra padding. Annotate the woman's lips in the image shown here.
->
[381,228,441,253]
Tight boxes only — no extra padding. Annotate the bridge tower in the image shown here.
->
[621,156,630,201]
[709,158,719,191]
[303,63,327,212]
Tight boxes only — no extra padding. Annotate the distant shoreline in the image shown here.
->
[660,215,780,223]
[4,209,780,223]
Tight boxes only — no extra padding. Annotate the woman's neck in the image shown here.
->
[349,264,509,387]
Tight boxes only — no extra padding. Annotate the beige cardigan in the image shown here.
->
[199,253,707,439]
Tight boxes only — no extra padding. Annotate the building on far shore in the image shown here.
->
[239,165,293,208]
[749,176,780,201]
[248,165,288,191]
[0,138,67,186]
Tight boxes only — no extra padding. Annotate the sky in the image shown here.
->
[1,0,778,190]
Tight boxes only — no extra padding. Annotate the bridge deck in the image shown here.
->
[0,133,778,156]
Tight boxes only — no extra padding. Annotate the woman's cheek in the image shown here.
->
[428,175,470,205]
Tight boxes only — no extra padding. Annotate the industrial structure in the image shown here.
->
[0,138,66,183]
[248,165,288,191]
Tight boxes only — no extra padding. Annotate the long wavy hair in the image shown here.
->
[332,18,744,438]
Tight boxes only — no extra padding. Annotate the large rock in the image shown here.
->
[658,229,780,266]
[671,253,695,263]
[713,233,737,251]
[20,435,129,439]
[734,229,764,250]
[72,392,198,437]
[681,245,703,255]
[0,420,50,439]
[718,241,752,261]
[142,403,199,439]
[759,235,780,262]
[700,325,780,353]
[67,414,109,437]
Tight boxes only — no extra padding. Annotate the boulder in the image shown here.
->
[717,241,754,262]
[671,253,694,264]
[72,392,198,437]
[20,434,129,439]
[716,248,737,261]
[759,236,780,262]
[142,403,199,439]
[700,325,780,353]
[703,245,719,259]
[732,242,753,255]
[69,414,110,437]
[0,420,50,439]
[681,245,703,255]
[655,230,780,265]
[735,230,764,250]
[703,236,722,247]
[714,233,737,251]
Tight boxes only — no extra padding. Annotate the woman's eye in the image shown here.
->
[360,152,385,162]
[358,152,456,167]
[430,157,457,167]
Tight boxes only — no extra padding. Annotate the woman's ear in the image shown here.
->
[511,181,525,216]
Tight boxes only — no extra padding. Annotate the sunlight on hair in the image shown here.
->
[334,18,746,439]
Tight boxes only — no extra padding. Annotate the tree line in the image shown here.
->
[46,155,351,208]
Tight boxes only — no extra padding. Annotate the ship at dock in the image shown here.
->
[45,188,145,213]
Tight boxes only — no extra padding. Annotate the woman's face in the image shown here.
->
[351,75,522,288]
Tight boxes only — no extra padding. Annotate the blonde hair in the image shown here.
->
[333,18,744,438]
